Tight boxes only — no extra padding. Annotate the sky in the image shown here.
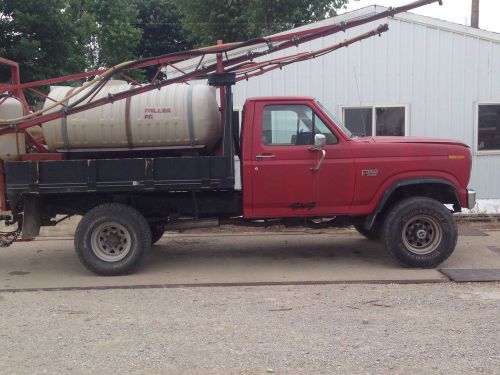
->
[340,0,500,33]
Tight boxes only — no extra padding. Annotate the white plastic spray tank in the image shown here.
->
[42,81,221,152]
[0,96,26,161]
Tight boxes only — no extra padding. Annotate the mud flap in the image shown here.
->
[21,195,41,239]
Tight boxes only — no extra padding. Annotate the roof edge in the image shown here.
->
[334,4,500,42]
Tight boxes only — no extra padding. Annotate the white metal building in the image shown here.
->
[232,6,500,206]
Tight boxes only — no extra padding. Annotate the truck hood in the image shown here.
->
[349,135,473,194]
[368,136,469,148]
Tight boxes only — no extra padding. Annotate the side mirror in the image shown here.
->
[314,133,326,149]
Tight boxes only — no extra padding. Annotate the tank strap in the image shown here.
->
[124,93,133,148]
[61,87,76,149]
[187,85,195,146]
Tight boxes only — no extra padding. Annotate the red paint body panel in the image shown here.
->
[20,153,65,161]
[349,137,471,212]
[242,97,473,219]
[249,100,315,217]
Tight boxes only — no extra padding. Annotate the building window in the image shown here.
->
[342,106,407,137]
[344,108,372,137]
[262,105,337,146]
[477,104,500,152]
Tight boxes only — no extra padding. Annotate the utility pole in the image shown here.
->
[471,0,479,28]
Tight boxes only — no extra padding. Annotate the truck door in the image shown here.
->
[247,101,355,218]
[249,102,316,218]
[310,103,355,215]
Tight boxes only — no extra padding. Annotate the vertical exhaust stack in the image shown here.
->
[471,0,479,28]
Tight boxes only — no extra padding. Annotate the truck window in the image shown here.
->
[262,105,337,146]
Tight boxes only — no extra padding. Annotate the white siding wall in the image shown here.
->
[232,8,500,199]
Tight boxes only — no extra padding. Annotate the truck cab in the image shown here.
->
[241,97,473,218]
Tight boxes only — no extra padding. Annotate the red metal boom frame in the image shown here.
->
[0,0,441,140]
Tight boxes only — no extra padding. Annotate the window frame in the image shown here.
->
[261,103,338,147]
[339,104,410,137]
[474,101,500,156]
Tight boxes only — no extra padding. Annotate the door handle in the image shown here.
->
[256,154,276,160]
[310,149,326,171]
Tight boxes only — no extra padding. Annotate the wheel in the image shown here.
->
[353,222,381,240]
[381,197,457,268]
[74,203,151,276]
[150,222,165,245]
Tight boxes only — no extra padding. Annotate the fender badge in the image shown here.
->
[362,169,379,177]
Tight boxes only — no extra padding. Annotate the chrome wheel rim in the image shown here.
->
[90,222,132,262]
[402,214,442,255]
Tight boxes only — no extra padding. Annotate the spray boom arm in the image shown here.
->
[0,0,442,142]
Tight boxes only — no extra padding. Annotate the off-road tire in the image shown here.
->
[74,203,151,276]
[354,222,381,240]
[381,197,457,268]
[150,223,165,245]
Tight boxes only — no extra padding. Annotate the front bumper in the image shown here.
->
[467,189,476,209]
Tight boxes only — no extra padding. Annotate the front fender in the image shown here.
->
[355,170,466,213]
[375,177,461,212]
[361,174,465,230]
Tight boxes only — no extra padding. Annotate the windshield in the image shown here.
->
[316,100,355,139]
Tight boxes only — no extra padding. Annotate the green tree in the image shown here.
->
[0,0,91,83]
[0,0,143,85]
[246,0,352,35]
[89,0,142,68]
[0,0,354,89]
[134,0,192,59]
[176,0,352,46]
[176,0,248,46]
[132,0,193,80]
[63,0,99,72]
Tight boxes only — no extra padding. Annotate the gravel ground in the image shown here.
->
[0,283,499,374]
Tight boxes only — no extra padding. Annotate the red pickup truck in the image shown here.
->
[241,96,474,261]
[0,91,475,275]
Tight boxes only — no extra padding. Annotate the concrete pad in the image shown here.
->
[440,229,500,269]
[440,268,500,282]
[2,227,498,291]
